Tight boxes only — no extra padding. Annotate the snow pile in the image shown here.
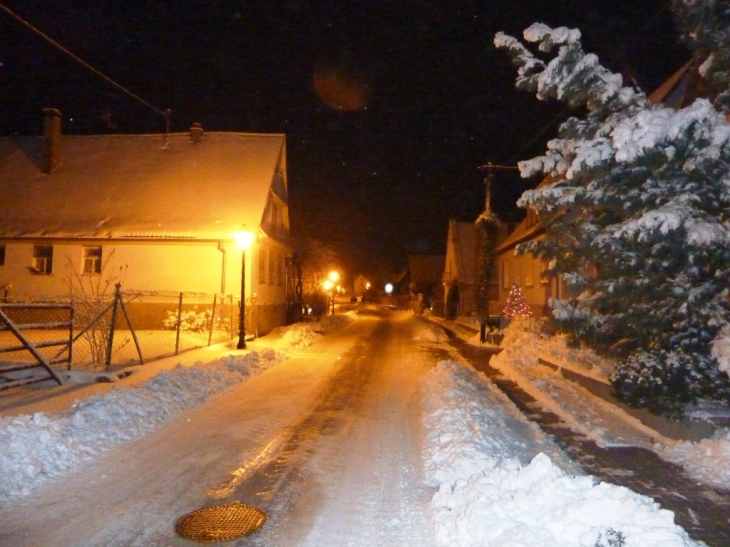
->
[431,453,699,547]
[665,428,730,490]
[413,321,448,343]
[422,360,553,485]
[391,309,416,321]
[281,323,322,350]
[423,359,702,547]
[310,313,355,333]
[0,351,279,502]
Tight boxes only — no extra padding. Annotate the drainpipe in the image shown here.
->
[217,241,227,294]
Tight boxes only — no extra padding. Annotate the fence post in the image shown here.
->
[105,283,121,368]
[208,294,217,346]
[229,294,234,339]
[68,304,74,371]
[175,292,183,355]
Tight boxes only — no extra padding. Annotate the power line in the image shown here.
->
[0,2,170,125]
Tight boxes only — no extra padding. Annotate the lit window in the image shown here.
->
[82,246,102,274]
[32,245,53,275]
[268,251,275,283]
[0,245,5,266]
[540,259,550,284]
[270,203,280,234]
[525,253,534,287]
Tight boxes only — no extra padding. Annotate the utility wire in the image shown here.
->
[0,2,170,122]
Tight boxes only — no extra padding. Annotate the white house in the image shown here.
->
[0,109,293,336]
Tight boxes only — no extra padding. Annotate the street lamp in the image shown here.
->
[235,229,255,349]
[328,270,339,314]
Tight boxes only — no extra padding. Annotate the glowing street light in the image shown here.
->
[385,283,393,295]
[235,229,255,349]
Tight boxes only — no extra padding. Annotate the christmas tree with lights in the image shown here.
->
[503,282,531,318]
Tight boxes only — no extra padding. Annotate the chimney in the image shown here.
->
[190,122,204,144]
[42,108,62,174]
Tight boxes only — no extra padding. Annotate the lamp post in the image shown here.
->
[328,271,340,314]
[235,230,255,349]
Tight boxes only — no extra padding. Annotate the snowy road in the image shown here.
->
[0,309,437,546]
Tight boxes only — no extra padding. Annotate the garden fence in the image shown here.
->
[0,285,244,372]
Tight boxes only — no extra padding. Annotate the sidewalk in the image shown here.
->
[434,318,730,546]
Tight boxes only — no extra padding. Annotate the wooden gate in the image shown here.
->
[0,303,72,390]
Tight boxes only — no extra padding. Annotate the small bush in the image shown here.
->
[611,349,730,417]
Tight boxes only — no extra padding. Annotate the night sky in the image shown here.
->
[0,0,688,277]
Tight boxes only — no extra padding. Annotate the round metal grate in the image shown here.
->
[175,501,267,543]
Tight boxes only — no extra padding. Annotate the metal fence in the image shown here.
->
[1,285,244,371]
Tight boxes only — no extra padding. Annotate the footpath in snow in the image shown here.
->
[473,317,730,493]
[0,309,712,546]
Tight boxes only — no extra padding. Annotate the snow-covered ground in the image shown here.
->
[0,307,714,546]
[470,316,730,492]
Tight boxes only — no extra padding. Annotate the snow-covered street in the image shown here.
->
[0,306,720,546]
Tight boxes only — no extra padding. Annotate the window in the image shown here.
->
[277,253,285,285]
[268,251,275,283]
[258,249,267,283]
[540,258,550,284]
[83,246,102,274]
[525,253,535,287]
[0,245,5,266]
[270,203,280,235]
[32,245,53,275]
[501,260,510,289]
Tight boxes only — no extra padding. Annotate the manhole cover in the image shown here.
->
[175,501,267,543]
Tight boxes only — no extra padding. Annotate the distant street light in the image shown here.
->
[328,271,340,314]
[385,283,393,295]
[235,229,255,349]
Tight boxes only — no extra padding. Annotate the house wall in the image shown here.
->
[495,235,556,317]
[441,221,480,318]
[0,238,290,335]
[0,240,226,299]
[249,236,289,335]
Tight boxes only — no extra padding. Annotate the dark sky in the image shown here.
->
[0,0,688,277]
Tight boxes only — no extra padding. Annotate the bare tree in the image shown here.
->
[64,250,127,365]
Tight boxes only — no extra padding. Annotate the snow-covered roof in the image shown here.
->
[496,216,544,253]
[647,60,695,107]
[446,221,477,284]
[0,131,286,241]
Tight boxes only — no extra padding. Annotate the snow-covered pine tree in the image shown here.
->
[495,23,730,415]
